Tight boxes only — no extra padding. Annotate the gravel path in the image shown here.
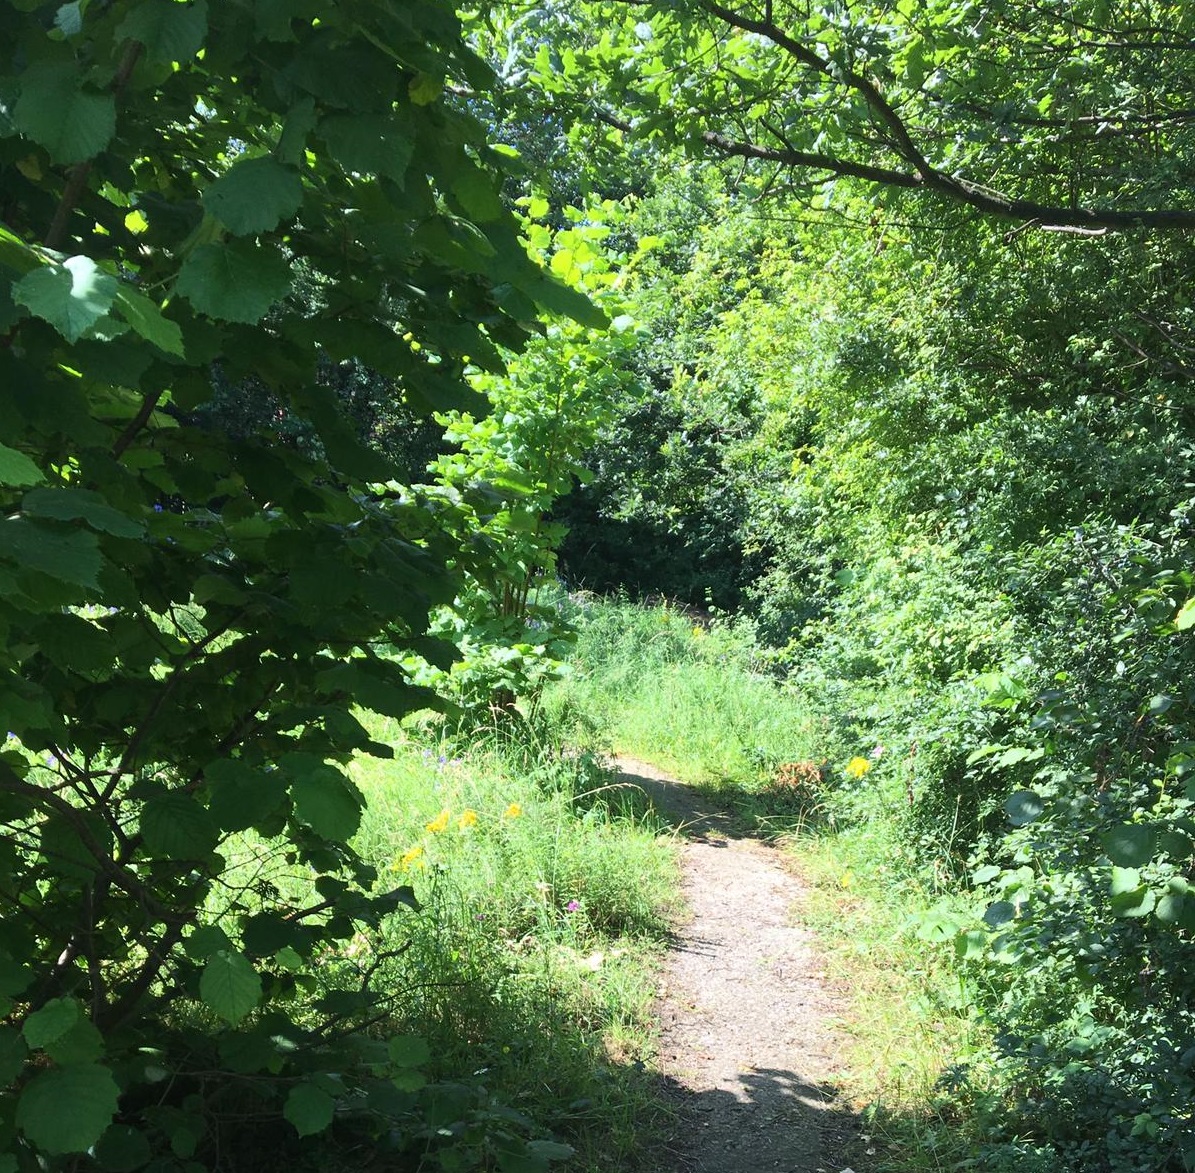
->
[613,757,862,1173]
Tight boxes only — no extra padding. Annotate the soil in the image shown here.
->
[612,756,865,1173]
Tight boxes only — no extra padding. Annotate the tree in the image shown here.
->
[526,0,1195,232]
[0,0,599,1163]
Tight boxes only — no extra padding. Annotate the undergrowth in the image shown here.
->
[350,714,681,1172]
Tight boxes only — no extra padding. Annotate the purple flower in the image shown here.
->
[565,900,580,913]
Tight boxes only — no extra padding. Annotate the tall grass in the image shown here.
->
[349,714,680,1170]
[545,596,825,785]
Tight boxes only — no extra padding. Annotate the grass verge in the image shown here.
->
[349,716,682,1171]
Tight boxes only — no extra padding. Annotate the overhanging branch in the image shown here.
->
[647,0,1195,232]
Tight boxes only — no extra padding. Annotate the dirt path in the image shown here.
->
[613,757,862,1173]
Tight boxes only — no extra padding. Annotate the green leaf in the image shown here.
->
[320,114,414,184]
[175,240,292,323]
[1100,823,1157,868]
[1159,829,1193,860]
[287,759,362,842]
[112,286,185,356]
[199,951,261,1025]
[14,257,119,343]
[94,1124,153,1173]
[1176,597,1195,631]
[203,157,303,236]
[1110,883,1156,918]
[982,900,1017,927]
[451,166,503,223]
[55,2,84,36]
[45,1015,104,1064]
[1004,790,1045,826]
[409,73,443,106]
[283,1082,335,1137]
[140,792,220,859]
[23,996,81,1050]
[184,924,234,961]
[0,443,44,487]
[23,488,144,538]
[526,1140,576,1161]
[13,62,115,164]
[16,1063,120,1153]
[1156,883,1190,925]
[954,929,988,960]
[0,518,101,590]
[387,1034,431,1068]
[390,1069,427,1092]
[0,1026,28,1084]
[1109,866,1157,916]
[116,0,209,64]
[205,759,289,833]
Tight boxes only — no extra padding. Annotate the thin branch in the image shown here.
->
[607,0,1195,232]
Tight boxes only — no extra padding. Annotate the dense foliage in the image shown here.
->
[0,1,605,1167]
[489,2,1195,1168]
[8,0,1195,1169]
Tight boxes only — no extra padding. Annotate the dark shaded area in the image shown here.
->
[647,1067,867,1173]
[554,505,750,612]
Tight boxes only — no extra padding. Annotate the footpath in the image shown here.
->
[614,757,864,1173]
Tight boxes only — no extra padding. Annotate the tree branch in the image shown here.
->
[624,0,1195,232]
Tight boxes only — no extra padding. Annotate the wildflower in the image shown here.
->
[395,845,425,872]
[845,756,872,779]
[425,809,451,833]
[458,809,479,830]
[565,900,580,912]
[691,625,706,639]
[503,802,523,819]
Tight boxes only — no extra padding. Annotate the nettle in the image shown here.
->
[0,1,594,1167]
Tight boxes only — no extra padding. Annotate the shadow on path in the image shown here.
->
[648,1065,866,1173]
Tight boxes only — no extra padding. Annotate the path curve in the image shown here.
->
[613,757,861,1173]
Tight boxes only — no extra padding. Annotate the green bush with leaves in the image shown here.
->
[416,201,644,722]
[0,1,601,1166]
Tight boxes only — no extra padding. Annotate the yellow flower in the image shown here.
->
[845,756,872,779]
[503,802,523,819]
[425,809,451,834]
[397,845,425,872]
[458,809,479,830]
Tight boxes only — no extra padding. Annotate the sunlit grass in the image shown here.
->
[545,596,824,785]
[549,595,1002,1170]
[347,715,681,1171]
